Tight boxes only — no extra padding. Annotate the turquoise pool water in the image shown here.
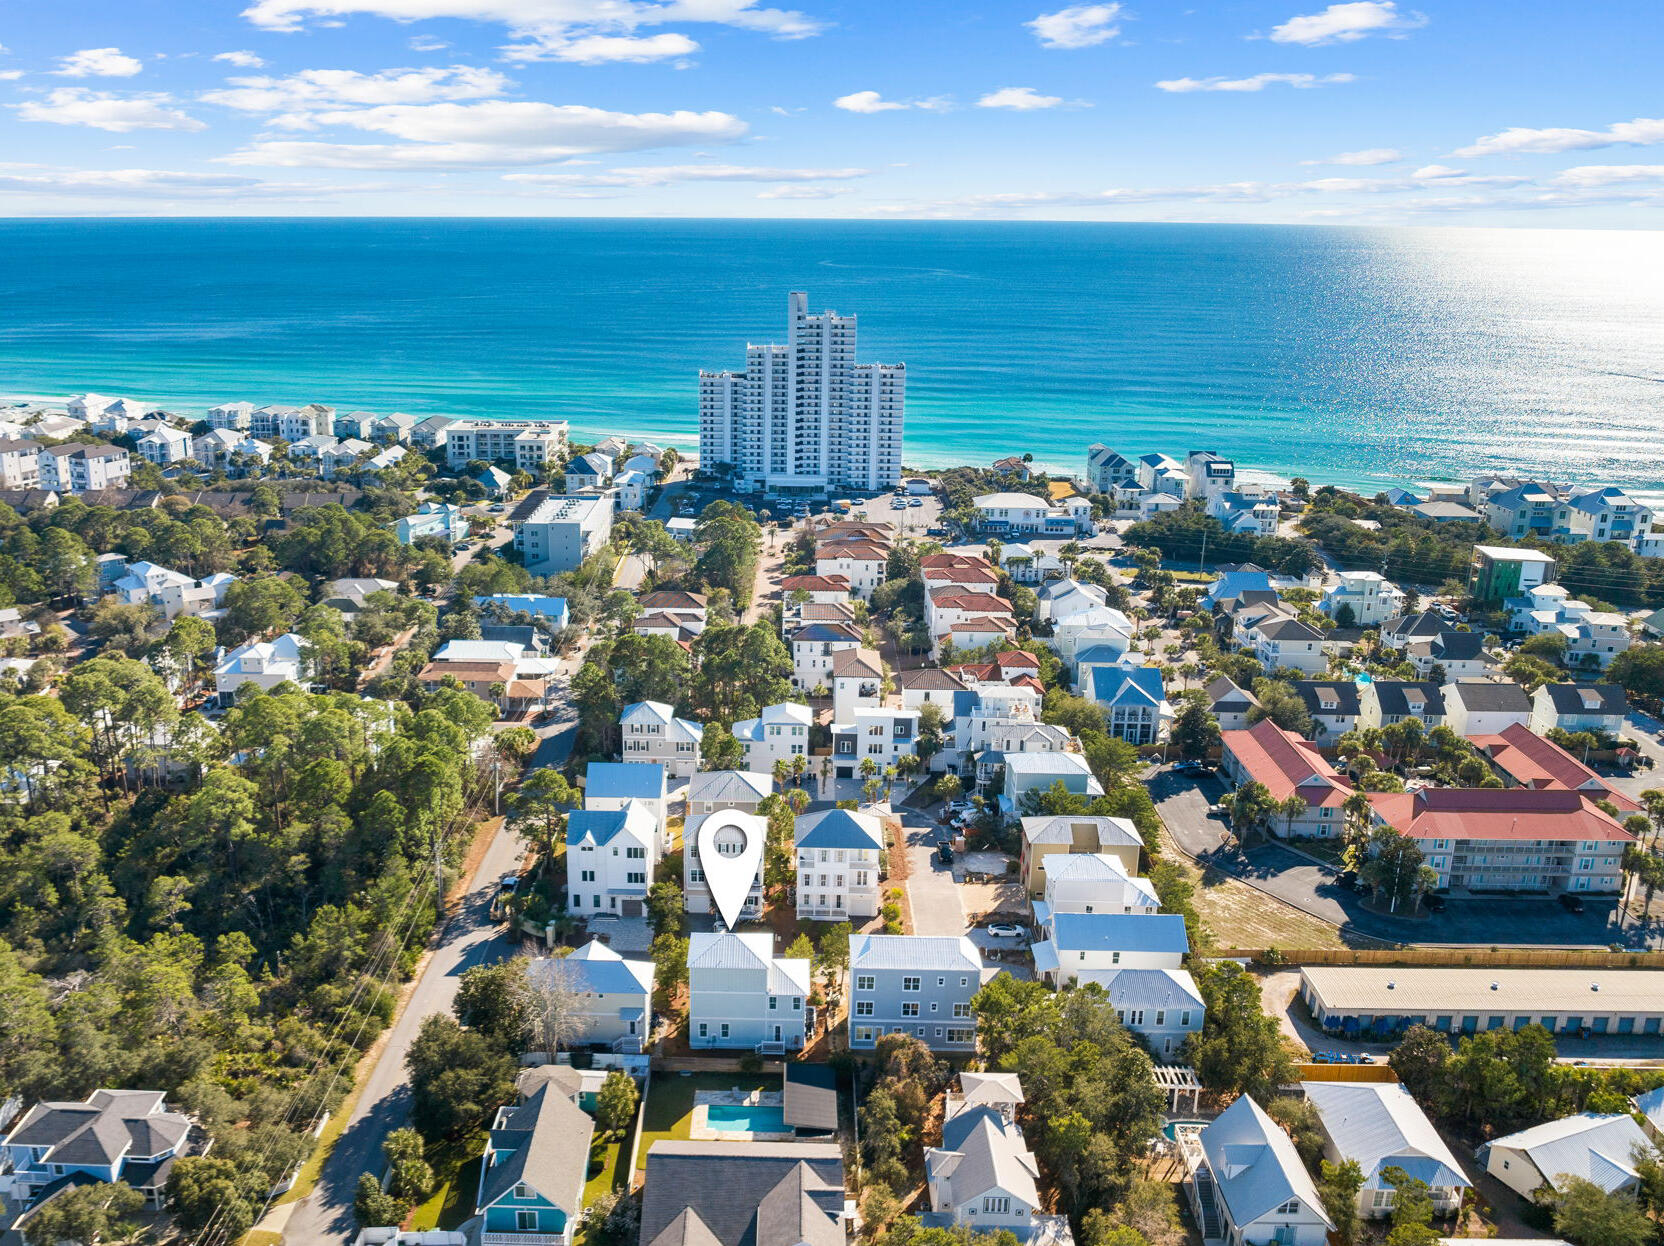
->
[707,1104,789,1133]
[1162,1120,1208,1140]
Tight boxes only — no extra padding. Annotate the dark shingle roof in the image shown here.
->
[783,1064,839,1133]
[1370,681,1446,718]
[639,1142,845,1246]
[1540,683,1626,716]
[1451,680,1531,712]
[479,1084,593,1210]
[1292,681,1361,717]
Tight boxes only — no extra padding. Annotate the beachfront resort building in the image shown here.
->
[442,418,568,472]
[699,290,905,495]
[514,492,614,574]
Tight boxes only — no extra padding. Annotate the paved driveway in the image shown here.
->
[1155,766,1646,949]
[897,811,967,937]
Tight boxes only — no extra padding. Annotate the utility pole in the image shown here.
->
[1198,526,1207,576]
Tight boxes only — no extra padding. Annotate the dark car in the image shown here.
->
[1558,892,1586,913]
[1335,870,1358,891]
[936,843,954,866]
[1422,893,1446,913]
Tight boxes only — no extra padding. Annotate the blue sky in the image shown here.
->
[2,0,1662,222]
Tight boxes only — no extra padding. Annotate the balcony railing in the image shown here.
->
[482,1233,571,1246]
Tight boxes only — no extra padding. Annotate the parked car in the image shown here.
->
[1335,870,1358,891]
[497,872,520,896]
[936,843,954,866]
[1422,893,1446,913]
[1558,893,1585,913]
[985,923,1025,939]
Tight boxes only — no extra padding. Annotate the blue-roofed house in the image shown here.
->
[1031,912,1188,988]
[1089,968,1205,1059]
[1186,1095,1333,1246]
[794,808,885,921]
[848,934,988,1053]
[529,939,654,1053]
[1304,1082,1470,1218]
[583,762,667,838]
[475,593,571,632]
[564,803,658,920]
[1202,564,1273,609]
[1082,656,1170,745]
[999,751,1103,822]
[475,1082,593,1245]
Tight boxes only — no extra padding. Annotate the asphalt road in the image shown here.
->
[281,814,531,1246]
[282,682,578,1245]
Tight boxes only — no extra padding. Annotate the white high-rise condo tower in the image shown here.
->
[700,290,905,495]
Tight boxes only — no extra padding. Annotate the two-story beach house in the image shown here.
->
[795,808,884,921]
[687,932,809,1053]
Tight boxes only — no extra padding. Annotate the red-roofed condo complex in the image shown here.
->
[1219,719,1353,837]
[1367,787,1633,895]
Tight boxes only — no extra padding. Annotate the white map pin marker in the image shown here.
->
[697,810,767,930]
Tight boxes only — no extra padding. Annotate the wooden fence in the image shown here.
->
[1219,947,1664,969]
[1293,1063,1399,1083]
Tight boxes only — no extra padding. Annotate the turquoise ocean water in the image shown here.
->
[1,218,1660,495]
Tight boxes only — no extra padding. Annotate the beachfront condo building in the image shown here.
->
[442,418,569,473]
[699,290,905,496]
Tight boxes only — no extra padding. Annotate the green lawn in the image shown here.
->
[408,1130,486,1232]
[635,1073,775,1177]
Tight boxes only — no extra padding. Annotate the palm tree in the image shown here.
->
[1278,794,1308,840]
[772,757,790,793]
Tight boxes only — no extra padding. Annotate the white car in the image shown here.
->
[985,923,1026,939]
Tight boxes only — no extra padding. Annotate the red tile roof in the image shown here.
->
[816,543,889,562]
[1472,722,1642,813]
[1221,719,1352,807]
[1368,786,1635,843]
[920,553,993,571]
[782,575,851,592]
[932,592,1013,613]
[998,650,1040,668]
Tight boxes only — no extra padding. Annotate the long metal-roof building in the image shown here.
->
[1300,966,1664,1039]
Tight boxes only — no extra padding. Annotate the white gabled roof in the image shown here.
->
[1488,1113,1648,1193]
[688,932,809,996]
[849,934,981,973]
[1303,1082,1469,1193]
[1201,1095,1333,1230]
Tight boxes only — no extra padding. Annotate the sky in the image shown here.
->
[1,0,1663,223]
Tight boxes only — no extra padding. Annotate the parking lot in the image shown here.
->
[1152,766,1646,949]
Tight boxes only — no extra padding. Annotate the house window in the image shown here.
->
[769,996,778,1010]
[699,1023,707,1037]
[953,1003,971,1018]
[902,976,920,991]
[902,1002,920,1017]
[518,1210,539,1232]
[720,1023,730,1038]
[983,1197,1010,1215]
[856,1001,874,1016]
[515,1184,532,1200]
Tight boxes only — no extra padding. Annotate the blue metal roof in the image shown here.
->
[1050,912,1189,955]
[584,762,665,801]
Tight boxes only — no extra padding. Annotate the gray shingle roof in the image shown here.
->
[478,1084,594,1210]
[1540,683,1625,716]
[639,1141,845,1246]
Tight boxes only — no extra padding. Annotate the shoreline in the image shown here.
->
[7,388,1661,511]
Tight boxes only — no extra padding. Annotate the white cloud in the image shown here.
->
[976,86,1065,111]
[1156,72,1354,92]
[1551,164,1664,189]
[16,88,206,132]
[213,50,267,67]
[0,71,23,81]
[834,90,907,114]
[237,0,824,62]
[202,65,510,112]
[0,167,372,198]
[1026,3,1123,49]
[219,100,747,167]
[757,184,846,198]
[514,33,700,64]
[409,35,450,50]
[55,47,145,77]
[1452,117,1664,158]
[505,162,868,186]
[1268,2,1425,45]
[1303,147,1401,165]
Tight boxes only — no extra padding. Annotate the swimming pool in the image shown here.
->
[1162,1119,1208,1140]
[706,1104,789,1133]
